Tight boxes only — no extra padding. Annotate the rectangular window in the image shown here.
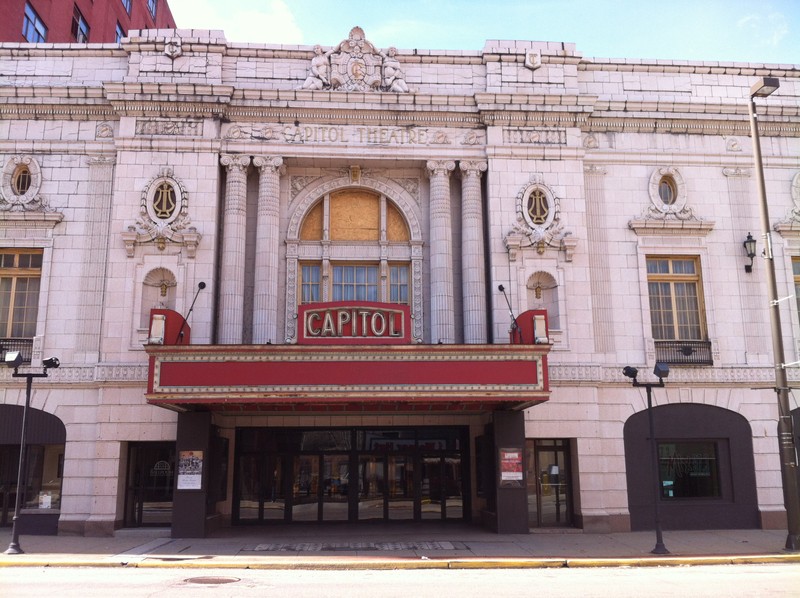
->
[333,265,378,302]
[646,257,704,341]
[389,265,409,304]
[301,264,320,304]
[115,22,125,44]
[658,441,721,499]
[300,262,411,304]
[0,249,42,338]
[121,0,132,14]
[71,4,90,43]
[148,0,157,18]
[22,2,47,43]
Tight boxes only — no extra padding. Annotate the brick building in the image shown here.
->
[0,0,175,44]
[0,26,798,537]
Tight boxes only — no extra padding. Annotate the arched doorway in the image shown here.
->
[0,404,66,535]
[623,403,758,530]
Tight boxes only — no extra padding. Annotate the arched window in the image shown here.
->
[297,189,412,305]
[11,165,32,196]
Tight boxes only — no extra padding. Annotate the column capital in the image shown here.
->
[459,160,487,178]
[584,164,607,175]
[426,160,456,177]
[253,155,285,174]
[220,154,251,171]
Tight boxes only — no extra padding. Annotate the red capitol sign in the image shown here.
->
[298,302,411,344]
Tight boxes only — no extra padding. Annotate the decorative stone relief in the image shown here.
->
[164,39,182,60]
[299,27,411,92]
[503,174,574,261]
[524,49,542,70]
[629,167,714,235]
[774,172,800,236]
[122,167,200,257]
[135,119,203,137]
[95,122,114,138]
[725,137,742,152]
[582,133,599,149]
[0,155,47,212]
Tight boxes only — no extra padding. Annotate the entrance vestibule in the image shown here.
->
[233,427,468,524]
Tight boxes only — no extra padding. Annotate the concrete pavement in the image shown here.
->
[1,524,799,570]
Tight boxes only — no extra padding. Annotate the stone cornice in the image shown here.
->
[579,60,799,78]
[225,106,482,128]
[585,116,800,136]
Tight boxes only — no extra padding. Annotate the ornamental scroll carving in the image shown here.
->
[300,27,411,92]
[121,167,200,258]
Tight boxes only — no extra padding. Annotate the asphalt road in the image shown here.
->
[1,563,799,597]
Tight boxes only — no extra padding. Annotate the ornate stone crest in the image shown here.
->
[300,27,410,93]
[503,174,575,261]
[122,167,200,257]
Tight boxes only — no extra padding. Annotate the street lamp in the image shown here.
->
[748,76,800,552]
[623,362,670,555]
[3,351,60,555]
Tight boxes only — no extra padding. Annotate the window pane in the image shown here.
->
[301,265,320,303]
[658,441,721,499]
[647,257,704,342]
[0,251,42,338]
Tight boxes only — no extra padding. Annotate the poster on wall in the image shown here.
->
[177,450,203,490]
[499,447,524,487]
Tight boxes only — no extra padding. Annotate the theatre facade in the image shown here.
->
[1,26,799,537]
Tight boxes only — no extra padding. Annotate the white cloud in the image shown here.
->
[737,12,789,48]
[168,0,303,43]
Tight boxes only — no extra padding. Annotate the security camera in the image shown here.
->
[4,351,23,369]
[653,362,669,380]
[42,357,60,369]
[622,366,638,380]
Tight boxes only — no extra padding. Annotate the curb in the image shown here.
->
[1,553,799,570]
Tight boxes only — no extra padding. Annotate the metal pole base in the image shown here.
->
[651,542,670,555]
[4,542,24,555]
[786,533,800,553]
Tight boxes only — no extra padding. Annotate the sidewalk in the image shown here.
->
[1,525,799,570]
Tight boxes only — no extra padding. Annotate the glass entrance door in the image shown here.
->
[125,442,175,527]
[233,426,469,524]
[358,454,385,520]
[526,439,573,528]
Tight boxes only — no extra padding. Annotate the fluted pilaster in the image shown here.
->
[252,156,284,344]
[218,154,250,343]
[460,161,488,343]
[426,160,456,343]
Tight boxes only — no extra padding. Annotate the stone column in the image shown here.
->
[218,154,250,344]
[460,160,488,343]
[426,160,456,343]
[77,156,115,361]
[584,165,615,354]
[252,156,284,344]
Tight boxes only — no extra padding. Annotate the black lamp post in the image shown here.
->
[4,351,60,555]
[748,76,800,552]
[623,362,670,555]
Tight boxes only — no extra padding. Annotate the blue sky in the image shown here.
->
[166,0,799,64]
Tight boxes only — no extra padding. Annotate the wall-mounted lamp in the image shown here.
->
[743,233,757,273]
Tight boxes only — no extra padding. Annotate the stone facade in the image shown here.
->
[0,26,799,535]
